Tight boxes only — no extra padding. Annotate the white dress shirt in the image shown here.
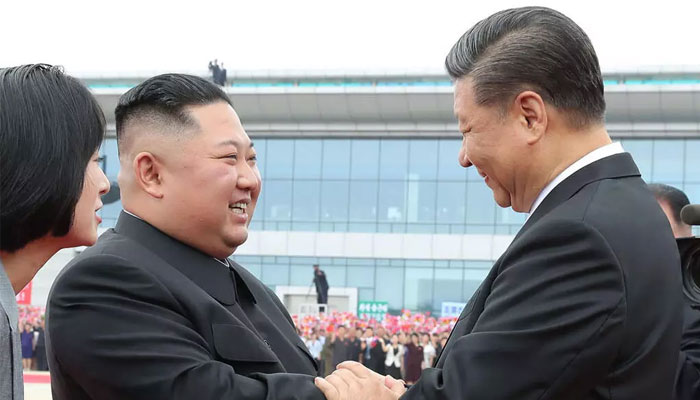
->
[528,142,625,219]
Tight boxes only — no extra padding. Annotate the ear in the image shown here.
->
[512,90,548,145]
[132,152,165,199]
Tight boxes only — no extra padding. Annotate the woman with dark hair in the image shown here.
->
[0,64,110,399]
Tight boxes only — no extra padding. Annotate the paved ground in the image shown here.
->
[24,372,51,400]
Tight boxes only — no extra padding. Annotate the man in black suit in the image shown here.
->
[649,184,700,400]
[46,74,325,400]
[313,264,329,305]
[316,7,683,400]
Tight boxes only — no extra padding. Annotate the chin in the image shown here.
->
[493,194,512,209]
[227,230,249,249]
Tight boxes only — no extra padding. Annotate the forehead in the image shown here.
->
[187,102,251,146]
[453,78,476,118]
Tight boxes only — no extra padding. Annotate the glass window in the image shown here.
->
[245,264,262,280]
[322,140,351,179]
[378,181,407,222]
[408,140,438,181]
[652,140,685,183]
[101,201,122,228]
[292,180,320,222]
[379,140,409,180]
[465,261,493,270]
[251,139,266,180]
[463,269,488,300]
[404,267,434,312]
[348,181,378,222]
[262,180,292,221]
[436,181,466,224]
[685,140,700,182]
[320,180,349,222]
[438,139,467,180]
[292,222,319,231]
[346,265,375,287]
[290,265,312,286]
[323,266,347,287]
[496,207,527,225]
[264,139,295,179]
[621,139,653,180]
[359,288,375,302]
[684,183,700,205]
[351,140,380,180]
[433,269,464,311]
[101,139,120,179]
[407,181,437,223]
[293,139,322,179]
[262,263,290,286]
[466,181,496,225]
[375,267,404,312]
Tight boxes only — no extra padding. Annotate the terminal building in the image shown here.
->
[28,70,700,315]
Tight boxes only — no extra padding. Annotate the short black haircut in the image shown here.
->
[115,73,232,153]
[648,183,690,225]
[445,6,605,128]
[0,64,105,252]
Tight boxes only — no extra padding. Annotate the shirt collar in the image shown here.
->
[527,142,625,220]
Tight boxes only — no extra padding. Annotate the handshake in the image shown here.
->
[315,361,407,400]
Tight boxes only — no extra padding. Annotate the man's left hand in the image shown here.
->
[315,361,406,400]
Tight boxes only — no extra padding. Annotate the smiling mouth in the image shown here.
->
[229,202,248,214]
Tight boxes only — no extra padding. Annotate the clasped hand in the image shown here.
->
[315,361,407,400]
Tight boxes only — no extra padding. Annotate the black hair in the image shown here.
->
[114,73,232,153]
[1,64,105,252]
[648,183,690,225]
[445,6,605,128]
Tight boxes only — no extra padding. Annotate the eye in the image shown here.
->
[247,155,257,163]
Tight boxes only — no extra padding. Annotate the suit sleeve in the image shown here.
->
[403,219,626,400]
[46,254,323,400]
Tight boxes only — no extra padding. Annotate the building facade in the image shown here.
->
[29,71,700,314]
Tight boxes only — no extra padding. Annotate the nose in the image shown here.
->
[459,136,473,168]
[98,169,111,196]
[237,160,260,191]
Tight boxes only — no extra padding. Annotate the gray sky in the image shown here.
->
[2,0,698,75]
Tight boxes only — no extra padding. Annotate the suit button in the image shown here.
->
[264,339,272,349]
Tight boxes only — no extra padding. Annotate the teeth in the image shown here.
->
[229,202,248,213]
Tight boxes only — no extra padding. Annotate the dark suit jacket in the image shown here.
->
[46,213,324,400]
[404,153,683,400]
[676,302,700,399]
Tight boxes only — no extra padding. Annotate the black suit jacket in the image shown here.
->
[46,213,324,400]
[404,153,683,400]
[676,302,700,399]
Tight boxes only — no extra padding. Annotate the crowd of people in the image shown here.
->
[294,311,456,383]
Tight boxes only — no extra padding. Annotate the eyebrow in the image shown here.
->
[217,140,254,148]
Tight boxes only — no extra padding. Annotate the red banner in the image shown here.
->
[16,281,32,305]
